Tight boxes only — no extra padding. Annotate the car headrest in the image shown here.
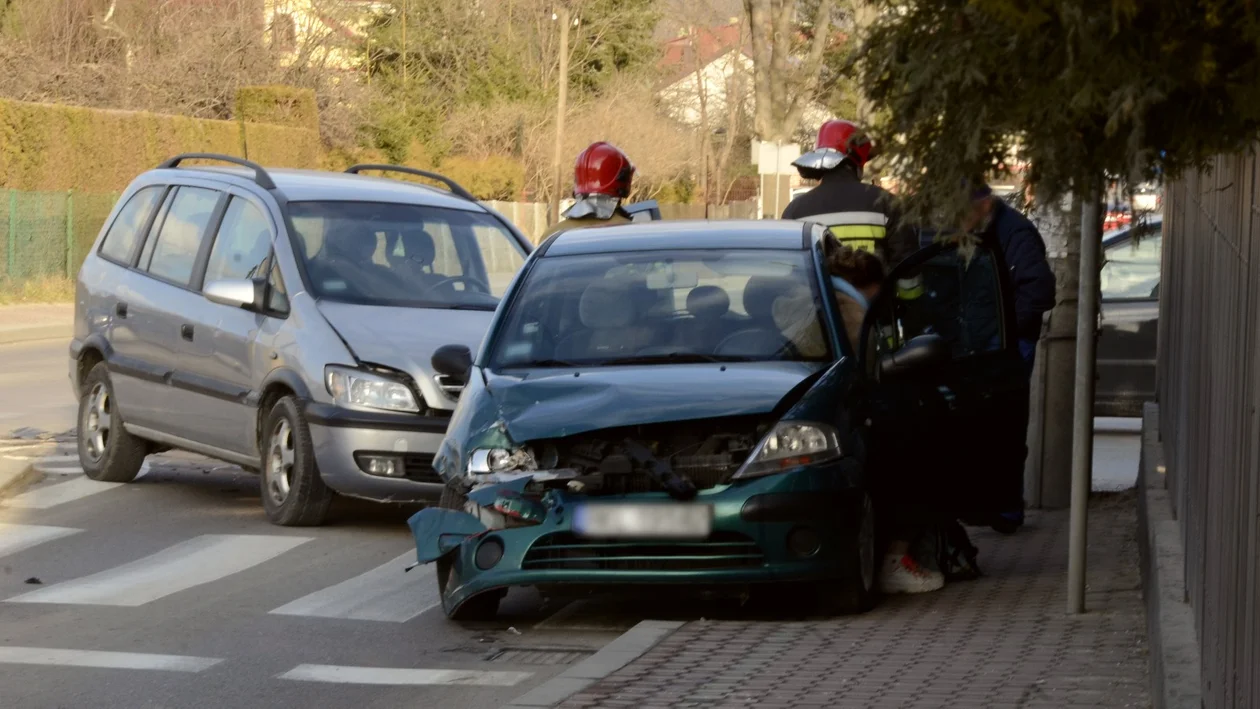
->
[397,228,436,267]
[742,276,796,320]
[686,285,730,320]
[324,223,376,262]
[579,282,636,329]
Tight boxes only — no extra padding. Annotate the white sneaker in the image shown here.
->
[879,554,945,594]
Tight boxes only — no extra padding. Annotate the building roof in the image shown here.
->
[657,22,748,87]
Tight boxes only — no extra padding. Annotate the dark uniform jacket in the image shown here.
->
[781,166,919,268]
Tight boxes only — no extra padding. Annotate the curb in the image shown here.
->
[502,619,684,708]
[0,459,40,499]
[1137,403,1202,709]
[0,324,72,346]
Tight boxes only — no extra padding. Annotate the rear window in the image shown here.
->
[99,186,164,264]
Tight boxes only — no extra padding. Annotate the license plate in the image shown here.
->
[572,503,713,539]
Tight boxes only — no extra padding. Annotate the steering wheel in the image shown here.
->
[715,329,791,358]
[422,276,491,296]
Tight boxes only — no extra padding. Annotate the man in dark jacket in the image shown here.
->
[965,183,1056,533]
[782,120,919,269]
[965,184,1056,373]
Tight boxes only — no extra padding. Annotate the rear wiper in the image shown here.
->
[598,352,753,366]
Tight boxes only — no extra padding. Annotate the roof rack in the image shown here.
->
[344,164,477,203]
[157,153,277,190]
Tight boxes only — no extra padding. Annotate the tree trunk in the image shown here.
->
[1026,190,1080,509]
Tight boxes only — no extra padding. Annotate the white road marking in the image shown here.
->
[278,664,532,686]
[35,465,84,476]
[0,646,221,672]
[7,534,313,606]
[0,524,83,558]
[269,551,439,622]
[1,477,123,510]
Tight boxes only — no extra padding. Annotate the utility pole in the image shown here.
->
[401,0,409,110]
[550,3,571,225]
[1067,180,1102,614]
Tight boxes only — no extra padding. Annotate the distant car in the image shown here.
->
[70,154,531,526]
[410,220,1030,620]
[1096,217,1162,417]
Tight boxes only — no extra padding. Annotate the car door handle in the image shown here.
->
[115,302,128,318]
[180,324,195,341]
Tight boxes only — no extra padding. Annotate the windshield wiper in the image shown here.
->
[444,303,496,311]
[598,352,754,366]
[509,358,581,368]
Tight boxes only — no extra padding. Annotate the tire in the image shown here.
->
[260,396,333,527]
[832,492,879,614]
[77,363,147,483]
[435,479,501,621]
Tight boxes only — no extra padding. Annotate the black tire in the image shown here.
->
[77,363,147,483]
[435,479,501,621]
[260,396,333,527]
[832,492,879,614]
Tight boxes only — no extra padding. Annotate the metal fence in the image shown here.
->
[0,190,120,283]
[1160,149,1260,709]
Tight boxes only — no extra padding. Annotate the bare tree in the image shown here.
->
[743,0,835,142]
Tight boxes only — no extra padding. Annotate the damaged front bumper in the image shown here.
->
[408,456,867,615]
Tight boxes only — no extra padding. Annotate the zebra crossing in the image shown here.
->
[0,442,614,701]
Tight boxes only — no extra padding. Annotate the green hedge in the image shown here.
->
[235,85,319,131]
[0,96,320,192]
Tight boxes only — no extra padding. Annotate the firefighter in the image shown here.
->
[783,119,919,269]
[541,142,636,239]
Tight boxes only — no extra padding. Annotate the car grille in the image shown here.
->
[593,453,739,495]
[402,453,442,484]
[521,531,764,571]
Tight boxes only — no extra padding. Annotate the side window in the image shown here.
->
[266,259,290,316]
[98,186,164,264]
[868,247,1006,361]
[143,187,220,287]
[204,198,273,285]
[1100,227,1162,300]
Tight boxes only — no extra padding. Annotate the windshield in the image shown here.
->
[286,201,527,310]
[489,249,831,368]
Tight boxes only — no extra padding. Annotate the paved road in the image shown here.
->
[0,340,628,709]
[0,338,1145,709]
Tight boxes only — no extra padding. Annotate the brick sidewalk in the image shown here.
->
[558,493,1150,709]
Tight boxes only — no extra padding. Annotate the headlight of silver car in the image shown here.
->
[325,365,420,413]
[467,447,537,475]
[731,422,842,479]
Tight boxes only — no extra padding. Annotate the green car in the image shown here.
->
[412,220,1028,620]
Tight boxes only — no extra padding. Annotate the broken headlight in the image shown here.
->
[731,422,841,479]
[468,447,537,475]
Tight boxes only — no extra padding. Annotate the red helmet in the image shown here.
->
[815,119,874,168]
[573,142,635,199]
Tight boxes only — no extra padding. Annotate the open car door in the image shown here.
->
[623,200,661,222]
[857,238,1029,523]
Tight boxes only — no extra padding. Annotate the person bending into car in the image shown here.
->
[823,239,946,594]
[541,142,636,239]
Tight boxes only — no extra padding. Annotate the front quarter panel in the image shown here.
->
[432,368,511,483]
[776,357,864,464]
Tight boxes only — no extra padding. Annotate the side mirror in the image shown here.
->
[432,344,473,385]
[204,279,262,310]
[878,333,950,379]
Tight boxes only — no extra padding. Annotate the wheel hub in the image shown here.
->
[83,383,112,461]
[266,419,295,505]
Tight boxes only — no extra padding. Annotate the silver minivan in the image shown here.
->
[69,154,531,526]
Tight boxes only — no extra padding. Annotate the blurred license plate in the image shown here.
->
[573,504,713,539]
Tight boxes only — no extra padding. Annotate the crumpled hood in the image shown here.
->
[317,300,492,376]
[484,361,822,442]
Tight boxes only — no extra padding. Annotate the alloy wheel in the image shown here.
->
[266,419,295,506]
[84,383,112,461]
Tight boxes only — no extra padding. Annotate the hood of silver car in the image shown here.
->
[316,301,493,405]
